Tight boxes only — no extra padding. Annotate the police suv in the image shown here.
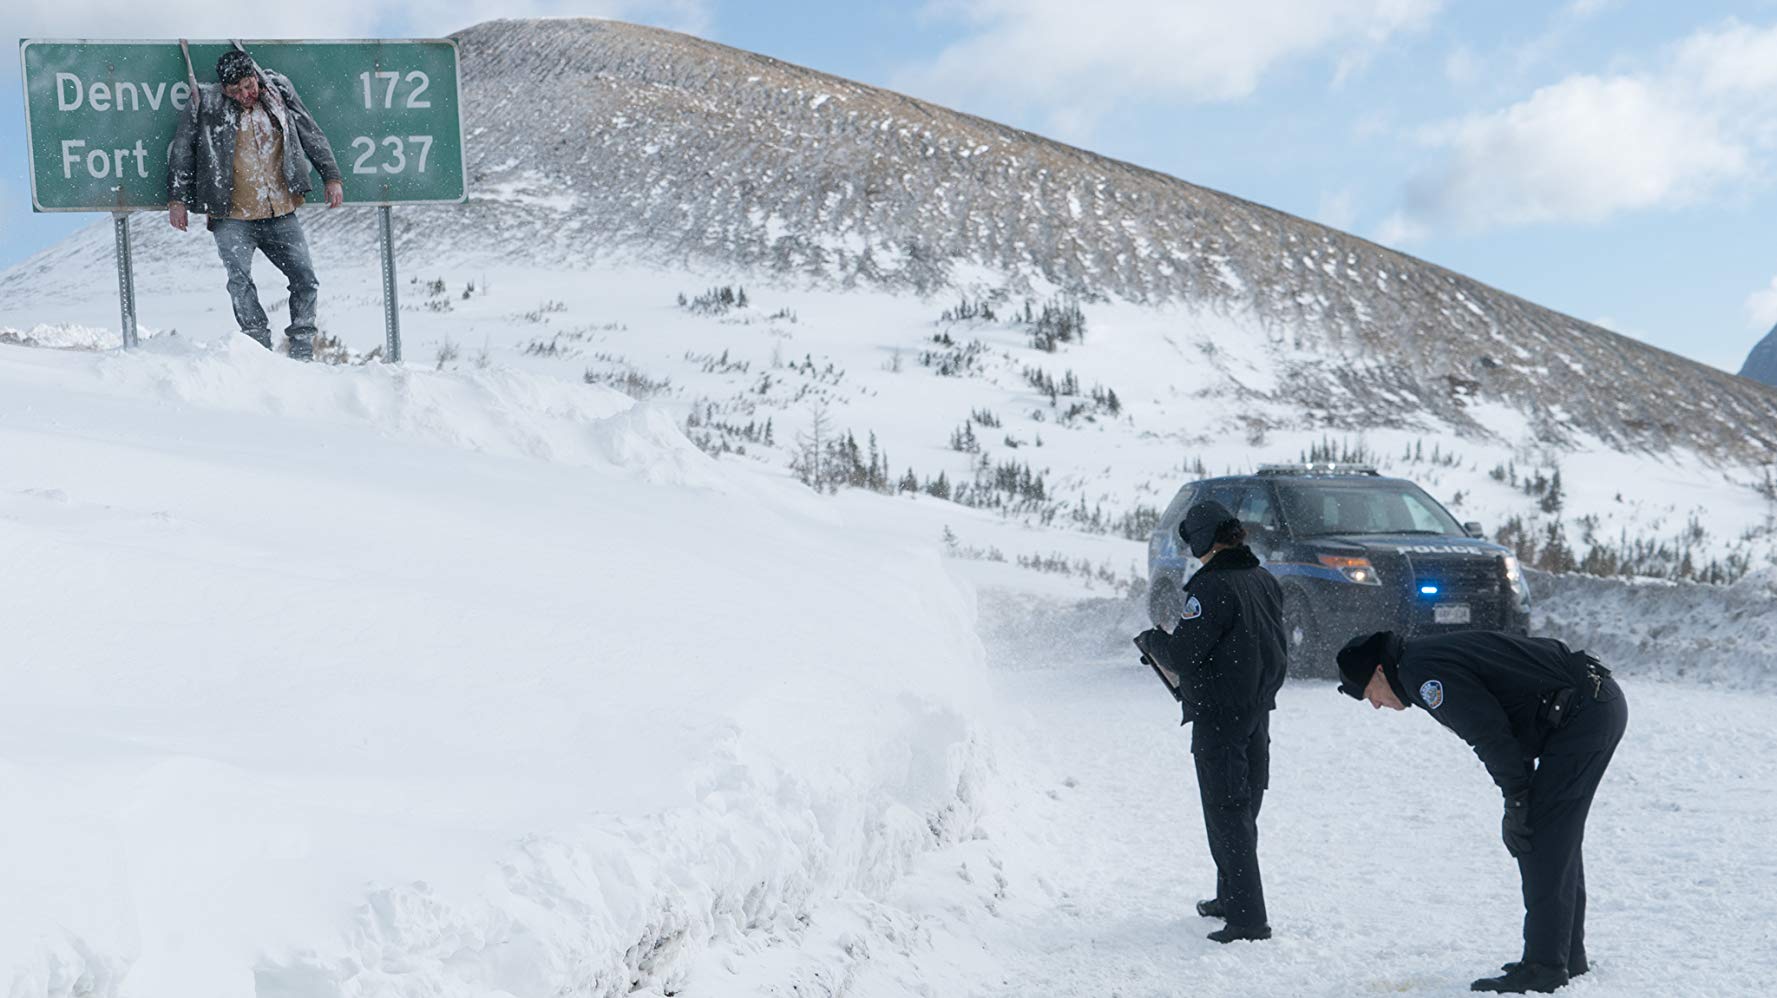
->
[1147,464,1530,675]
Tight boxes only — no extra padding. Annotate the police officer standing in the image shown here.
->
[1135,500,1287,943]
[1335,630,1628,993]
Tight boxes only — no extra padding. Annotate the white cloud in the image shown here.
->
[1373,210,1429,246]
[1443,45,1480,86]
[1407,75,1745,229]
[1562,0,1617,21]
[1388,19,1777,237]
[1453,0,1620,97]
[1317,188,1358,230]
[894,0,1441,135]
[1746,276,1777,332]
[1674,19,1777,96]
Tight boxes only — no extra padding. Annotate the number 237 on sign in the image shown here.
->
[350,135,433,174]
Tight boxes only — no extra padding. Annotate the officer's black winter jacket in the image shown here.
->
[1157,546,1287,741]
[1392,630,1602,799]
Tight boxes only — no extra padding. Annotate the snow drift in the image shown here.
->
[0,336,991,996]
[1529,567,1777,689]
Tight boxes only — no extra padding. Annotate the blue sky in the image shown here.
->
[5,1,1777,372]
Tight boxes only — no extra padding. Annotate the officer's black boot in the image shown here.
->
[1195,898,1226,920]
[1471,962,1568,993]
[1206,923,1271,943]
[1500,951,1587,978]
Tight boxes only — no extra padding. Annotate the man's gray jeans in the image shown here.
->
[212,213,319,359]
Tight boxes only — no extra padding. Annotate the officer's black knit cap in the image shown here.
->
[217,51,257,85]
[1179,500,1237,558]
[1337,630,1401,699]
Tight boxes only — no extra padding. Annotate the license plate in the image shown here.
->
[1434,604,1471,625]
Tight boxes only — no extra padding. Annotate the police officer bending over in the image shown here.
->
[1335,630,1628,994]
[1135,500,1287,943]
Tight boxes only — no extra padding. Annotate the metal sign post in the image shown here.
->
[19,38,466,358]
[379,205,401,362]
[111,212,139,348]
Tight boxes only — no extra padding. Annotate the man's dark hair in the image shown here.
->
[217,51,257,85]
[1213,519,1247,548]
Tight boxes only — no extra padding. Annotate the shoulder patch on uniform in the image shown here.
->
[1180,595,1203,621]
[1419,679,1444,709]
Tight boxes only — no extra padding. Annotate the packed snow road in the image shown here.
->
[940,591,1777,998]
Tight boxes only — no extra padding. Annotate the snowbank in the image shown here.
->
[0,322,119,351]
[1528,567,1777,689]
[0,339,991,996]
[970,561,1777,695]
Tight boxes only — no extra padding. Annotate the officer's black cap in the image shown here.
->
[217,51,257,85]
[1179,500,1237,558]
[1336,631,1398,698]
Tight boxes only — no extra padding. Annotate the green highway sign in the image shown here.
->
[19,38,466,211]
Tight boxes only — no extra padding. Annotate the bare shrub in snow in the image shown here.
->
[585,363,673,399]
[919,333,985,376]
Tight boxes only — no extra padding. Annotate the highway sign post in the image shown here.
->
[18,38,466,358]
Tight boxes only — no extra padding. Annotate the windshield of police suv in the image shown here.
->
[1277,481,1466,537]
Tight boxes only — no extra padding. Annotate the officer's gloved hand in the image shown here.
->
[1502,790,1534,857]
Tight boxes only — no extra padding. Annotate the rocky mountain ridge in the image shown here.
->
[1742,324,1777,388]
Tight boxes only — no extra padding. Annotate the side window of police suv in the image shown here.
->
[1214,484,1281,548]
[1238,487,1281,535]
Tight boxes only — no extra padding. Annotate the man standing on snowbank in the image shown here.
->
[1136,500,1288,943]
[1336,630,1628,994]
[167,50,343,360]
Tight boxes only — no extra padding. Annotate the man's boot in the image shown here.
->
[1195,898,1226,920]
[286,331,314,362]
[242,328,273,350]
[1471,962,1568,993]
[1206,923,1270,944]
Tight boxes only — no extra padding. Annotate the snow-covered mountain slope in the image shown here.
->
[5,251,1774,588]
[0,336,1000,995]
[4,17,1776,469]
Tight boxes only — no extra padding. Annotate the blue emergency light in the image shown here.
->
[1420,585,1440,595]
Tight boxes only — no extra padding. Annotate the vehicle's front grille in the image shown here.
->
[1408,554,1502,595]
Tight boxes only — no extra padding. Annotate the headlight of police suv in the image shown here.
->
[1503,554,1526,593]
[1318,554,1382,586]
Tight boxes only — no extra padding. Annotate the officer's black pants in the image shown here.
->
[1194,710,1270,927]
[1519,678,1628,968]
